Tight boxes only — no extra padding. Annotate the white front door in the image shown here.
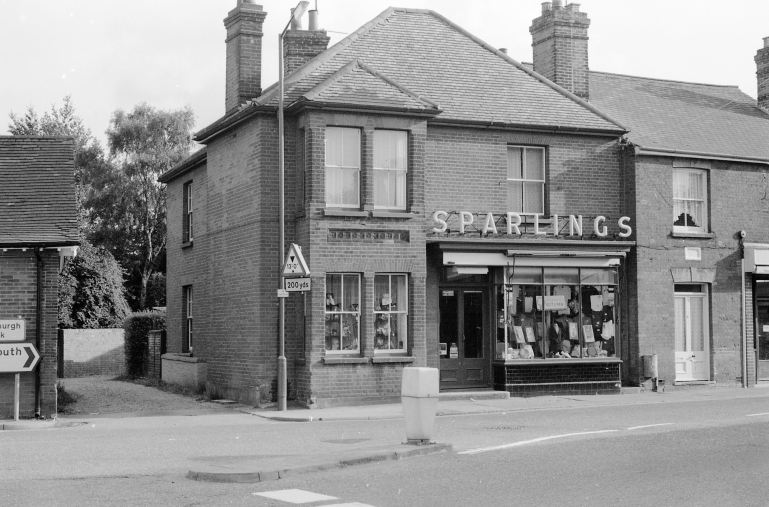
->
[674,286,709,382]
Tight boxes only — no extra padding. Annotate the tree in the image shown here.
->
[58,241,130,329]
[90,103,194,310]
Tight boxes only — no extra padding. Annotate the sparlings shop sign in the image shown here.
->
[430,211,632,238]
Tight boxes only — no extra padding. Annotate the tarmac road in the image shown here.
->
[3,383,769,506]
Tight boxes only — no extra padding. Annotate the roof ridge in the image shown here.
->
[591,69,741,89]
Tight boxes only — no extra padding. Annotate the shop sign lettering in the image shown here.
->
[430,211,632,238]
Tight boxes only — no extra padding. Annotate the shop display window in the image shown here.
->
[325,274,360,353]
[374,274,408,351]
[496,266,618,360]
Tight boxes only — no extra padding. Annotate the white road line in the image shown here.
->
[458,430,619,455]
[627,423,675,430]
[253,489,337,504]
[746,412,769,417]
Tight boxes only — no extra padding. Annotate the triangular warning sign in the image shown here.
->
[282,243,310,277]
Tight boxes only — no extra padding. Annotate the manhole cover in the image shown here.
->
[322,438,372,444]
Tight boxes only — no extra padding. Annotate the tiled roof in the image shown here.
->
[197,8,624,141]
[158,146,207,184]
[0,136,79,246]
[590,71,769,161]
[295,59,441,112]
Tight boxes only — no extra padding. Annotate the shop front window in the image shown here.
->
[496,266,618,360]
[374,274,408,352]
[325,274,360,353]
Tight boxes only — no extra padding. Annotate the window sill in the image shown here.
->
[371,356,415,364]
[371,211,419,219]
[323,209,370,218]
[322,356,369,365]
[671,231,715,239]
[182,241,193,249]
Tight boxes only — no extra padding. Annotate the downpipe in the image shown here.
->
[34,248,43,417]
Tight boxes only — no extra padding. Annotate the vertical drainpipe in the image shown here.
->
[34,247,43,417]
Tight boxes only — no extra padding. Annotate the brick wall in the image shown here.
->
[628,153,769,387]
[60,329,124,378]
[0,250,59,419]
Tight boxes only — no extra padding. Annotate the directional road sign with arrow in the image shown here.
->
[0,343,41,373]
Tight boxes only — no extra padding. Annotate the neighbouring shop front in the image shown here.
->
[427,213,634,397]
[744,244,769,384]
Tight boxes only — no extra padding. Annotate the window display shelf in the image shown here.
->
[494,357,622,366]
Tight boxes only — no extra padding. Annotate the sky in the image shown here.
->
[2,0,768,149]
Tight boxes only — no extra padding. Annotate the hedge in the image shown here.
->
[123,310,166,377]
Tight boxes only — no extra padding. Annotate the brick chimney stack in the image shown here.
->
[282,8,330,76]
[530,2,591,100]
[224,0,267,114]
[755,37,769,112]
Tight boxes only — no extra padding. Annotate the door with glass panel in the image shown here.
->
[439,289,489,389]
[756,300,769,381]
[674,285,710,381]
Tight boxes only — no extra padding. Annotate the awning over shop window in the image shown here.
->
[744,243,769,273]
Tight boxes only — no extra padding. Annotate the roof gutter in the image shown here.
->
[428,118,626,137]
[634,145,769,166]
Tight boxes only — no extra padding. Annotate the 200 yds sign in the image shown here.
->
[285,277,311,292]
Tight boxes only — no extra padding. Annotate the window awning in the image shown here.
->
[744,243,769,273]
[443,251,621,268]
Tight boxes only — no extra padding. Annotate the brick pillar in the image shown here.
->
[755,37,769,112]
[224,1,267,114]
[283,30,331,76]
[530,2,591,100]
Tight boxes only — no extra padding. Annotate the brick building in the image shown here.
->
[0,136,79,418]
[160,1,643,408]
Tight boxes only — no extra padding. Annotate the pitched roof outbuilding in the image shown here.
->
[0,136,80,246]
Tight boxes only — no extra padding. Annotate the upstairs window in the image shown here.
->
[507,146,545,214]
[183,181,193,243]
[673,168,708,233]
[325,127,360,208]
[374,130,408,210]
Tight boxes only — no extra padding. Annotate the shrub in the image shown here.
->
[123,310,166,377]
[58,241,130,329]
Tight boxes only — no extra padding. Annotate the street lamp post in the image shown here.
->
[277,1,309,412]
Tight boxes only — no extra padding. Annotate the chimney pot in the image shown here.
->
[308,9,319,31]
[541,2,552,12]
[764,36,769,49]
[565,3,580,12]
[290,8,303,30]
[552,0,563,9]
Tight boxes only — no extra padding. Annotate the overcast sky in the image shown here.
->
[2,0,768,148]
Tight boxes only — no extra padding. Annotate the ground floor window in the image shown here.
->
[325,274,360,353]
[495,266,618,360]
[374,274,408,352]
[674,284,710,381]
[183,285,193,353]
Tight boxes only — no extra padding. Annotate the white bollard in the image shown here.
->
[401,367,439,444]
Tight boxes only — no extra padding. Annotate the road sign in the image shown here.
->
[0,319,25,342]
[285,277,311,292]
[277,289,289,298]
[282,243,310,277]
[0,343,40,373]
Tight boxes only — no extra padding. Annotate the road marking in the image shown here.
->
[458,430,619,455]
[746,412,769,417]
[325,504,377,507]
[253,489,337,503]
[627,423,675,430]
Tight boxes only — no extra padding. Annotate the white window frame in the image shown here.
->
[673,168,708,233]
[373,130,408,210]
[507,146,545,215]
[183,181,193,243]
[324,274,361,354]
[325,127,361,208]
[184,285,193,353]
[373,273,409,353]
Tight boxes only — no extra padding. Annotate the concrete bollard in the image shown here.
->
[401,367,439,444]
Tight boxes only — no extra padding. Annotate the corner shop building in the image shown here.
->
[160,2,643,407]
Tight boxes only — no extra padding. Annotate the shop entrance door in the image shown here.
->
[756,301,769,381]
[674,286,710,382]
[439,289,489,389]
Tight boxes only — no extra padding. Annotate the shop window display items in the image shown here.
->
[496,267,617,360]
[325,274,360,352]
[374,274,408,351]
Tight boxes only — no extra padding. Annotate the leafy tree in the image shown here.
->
[90,103,194,310]
[58,241,130,329]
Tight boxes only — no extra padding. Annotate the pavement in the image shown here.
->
[6,383,769,484]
